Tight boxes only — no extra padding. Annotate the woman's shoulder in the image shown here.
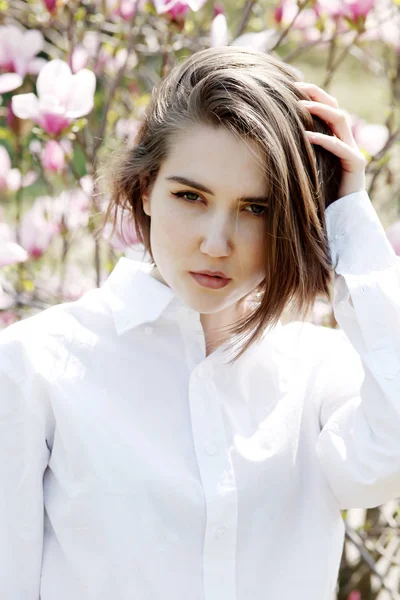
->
[265,319,361,368]
[0,286,113,385]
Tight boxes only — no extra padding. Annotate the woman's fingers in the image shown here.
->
[294,81,367,197]
[294,81,339,108]
[298,100,357,148]
[304,130,366,170]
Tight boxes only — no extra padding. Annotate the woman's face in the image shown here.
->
[142,123,269,316]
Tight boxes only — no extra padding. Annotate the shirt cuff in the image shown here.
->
[324,190,398,275]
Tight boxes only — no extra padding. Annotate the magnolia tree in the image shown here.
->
[1,0,400,596]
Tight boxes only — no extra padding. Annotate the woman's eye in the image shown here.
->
[172,191,201,202]
[246,204,267,217]
[172,192,267,217]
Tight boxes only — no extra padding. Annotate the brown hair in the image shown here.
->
[101,45,342,364]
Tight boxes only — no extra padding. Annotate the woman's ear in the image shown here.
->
[142,191,151,216]
[140,174,151,216]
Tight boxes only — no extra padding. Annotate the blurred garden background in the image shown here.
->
[1,0,400,597]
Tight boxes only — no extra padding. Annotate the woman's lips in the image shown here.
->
[190,272,232,289]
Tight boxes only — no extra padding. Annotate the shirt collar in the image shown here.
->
[101,257,177,335]
[101,257,284,341]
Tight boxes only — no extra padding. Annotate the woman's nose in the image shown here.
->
[199,214,233,258]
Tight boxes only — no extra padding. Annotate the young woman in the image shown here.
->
[1,46,399,600]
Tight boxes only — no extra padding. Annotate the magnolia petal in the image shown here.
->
[65,69,96,118]
[210,14,229,47]
[0,242,28,267]
[187,0,207,10]
[28,57,48,75]
[38,94,66,116]
[355,123,389,156]
[11,93,40,120]
[37,59,72,101]
[80,174,94,196]
[71,46,89,74]
[0,222,28,267]
[0,73,23,94]
[19,199,59,257]
[0,26,9,64]
[153,0,176,14]
[0,25,21,62]
[22,171,38,188]
[6,169,22,192]
[231,29,279,52]
[10,56,28,78]
[0,146,11,177]
[23,30,44,60]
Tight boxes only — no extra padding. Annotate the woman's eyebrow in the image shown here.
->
[165,175,269,204]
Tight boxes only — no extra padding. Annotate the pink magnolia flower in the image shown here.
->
[351,118,389,157]
[274,0,322,42]
[316,0,376,21]
[0,221,28,267]
[104,48,138,77]
[360,2,400,52]
[231,29,280,53]
[43,0,57,12]
[70,31,102,73]
[274,3,284,24]
[52,186,91,230]
[41,140,71,173]
[71,46,90,74]
[213,3,224,17]
[94,0,145,22]
[0,25,46,79]
[344,0,375,21]
[0,310,18,329]
[276,0,318,27]
[111,0,138,20]
[12,60,96,136]
[386,221,400,256]
[347,591,361,600]
[0,73,22,94]
[314,0,344,19]
[19,197,60,258]
[153,0,206,18]
[211,13,229,47]
[0,146,21,192]
[102,207,139,251]
[0,145,37,193]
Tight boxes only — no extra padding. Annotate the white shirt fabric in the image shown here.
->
[1,190,400,600]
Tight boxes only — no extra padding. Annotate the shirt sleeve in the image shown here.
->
[0,330,52,598]
[313,190,400,510]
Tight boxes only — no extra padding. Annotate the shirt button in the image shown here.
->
[214,526,227,538]
[205,443,218,455]
[144,326,153,335]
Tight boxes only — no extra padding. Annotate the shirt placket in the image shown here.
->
[189,364,238,600]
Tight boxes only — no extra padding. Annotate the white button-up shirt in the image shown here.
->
[1,190,400,600]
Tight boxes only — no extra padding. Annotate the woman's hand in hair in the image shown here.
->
[294,82,367,201]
